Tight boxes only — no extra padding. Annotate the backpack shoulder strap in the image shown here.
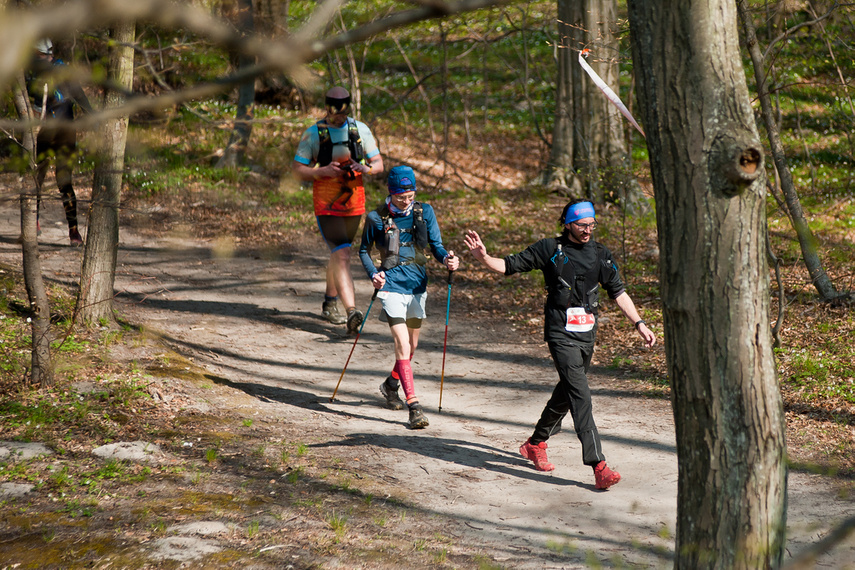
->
[549,237,575,291]
[547,237,562,266]
[346,118,365,163]
[411,202,429,248]
[316,120,332,165]
[375,202,391,219]
[316,120,329,142]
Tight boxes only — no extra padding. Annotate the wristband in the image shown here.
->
[634,320,645,330]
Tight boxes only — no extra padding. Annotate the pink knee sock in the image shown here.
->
[388,351,415,384]
[395,359,416,402]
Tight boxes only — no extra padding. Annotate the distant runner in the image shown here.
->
[25,38,93,245]
[292,86,384,333]
[464,200,655,489]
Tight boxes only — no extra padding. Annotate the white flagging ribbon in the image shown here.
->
[578,49,645,138]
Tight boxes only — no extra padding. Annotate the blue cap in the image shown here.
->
[387,165,417,194]
[564,201,596,224]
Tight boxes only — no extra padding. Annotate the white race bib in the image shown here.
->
[565,307,595,332]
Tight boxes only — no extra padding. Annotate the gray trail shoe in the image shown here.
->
[380,379,405,410]
[407,406,429,429]
[346,308,364,334]
[322,300,346,325]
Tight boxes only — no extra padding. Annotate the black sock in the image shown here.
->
[384,376,400,390]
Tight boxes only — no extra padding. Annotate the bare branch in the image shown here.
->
[782,515,855,570]
[301,0,513,56]
[0,0,510,128]
[807,0,855,120]
[0,61,269,133]
[761,3,838,63]
[291,0,346,45]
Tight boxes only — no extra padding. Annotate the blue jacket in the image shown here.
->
[359,202,449,294]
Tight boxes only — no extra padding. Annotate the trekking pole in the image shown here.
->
[438,267,454,413]
[330,289,379,402]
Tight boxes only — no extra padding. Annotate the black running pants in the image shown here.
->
[530,339,605,467]
[36,128,79,231]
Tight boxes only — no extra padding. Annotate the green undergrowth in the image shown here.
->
[0,270,511,566]
[0,374,511,569]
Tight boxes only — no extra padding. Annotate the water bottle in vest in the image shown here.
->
[382,218,400,270]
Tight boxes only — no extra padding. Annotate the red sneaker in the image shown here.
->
[519,438,555,471]
[594,461,621,490]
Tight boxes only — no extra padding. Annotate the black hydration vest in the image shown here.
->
[549,239,609,315]
[316,119,365,166]
[377,202,429,270]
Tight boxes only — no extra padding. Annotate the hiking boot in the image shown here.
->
[69,227,83,245]
[322,300,346,325]
[380,379,404,410]
[407,405,429,429]
[346,308,364,334]
[519,438,555,471]
[594,461,621,490]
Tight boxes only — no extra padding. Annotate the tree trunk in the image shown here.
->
[78,22,135,326]
[573,0,619,195]
[737,1,838,301]
[543,0,643,211]
[217,0,255,169]
[540,0,581,194]
[12,75,54,387]
[20,191,54,388]
[627,0,787,567]
[575,0,649,215]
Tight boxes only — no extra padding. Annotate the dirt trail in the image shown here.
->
[2,202,854,568]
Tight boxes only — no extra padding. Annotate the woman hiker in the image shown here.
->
[358,165,459,429]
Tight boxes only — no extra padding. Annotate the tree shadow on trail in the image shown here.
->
[311,432,593,491]
[201,368,592,489]
[203,373,411,429]
[117,293,348,341]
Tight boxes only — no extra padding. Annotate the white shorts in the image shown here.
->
[378,291,427,322]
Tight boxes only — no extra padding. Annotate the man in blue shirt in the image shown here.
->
[292,87,384,332]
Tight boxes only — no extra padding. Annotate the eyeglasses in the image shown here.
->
[571,221,598,231]
[391,192,416,202]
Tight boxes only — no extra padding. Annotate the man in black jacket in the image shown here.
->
[464,200,656,490]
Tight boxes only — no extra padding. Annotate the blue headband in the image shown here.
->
[564,201,596,224]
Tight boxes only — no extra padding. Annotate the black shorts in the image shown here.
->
[317,215,362,252]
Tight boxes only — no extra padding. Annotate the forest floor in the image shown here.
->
[0,187,853,569]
